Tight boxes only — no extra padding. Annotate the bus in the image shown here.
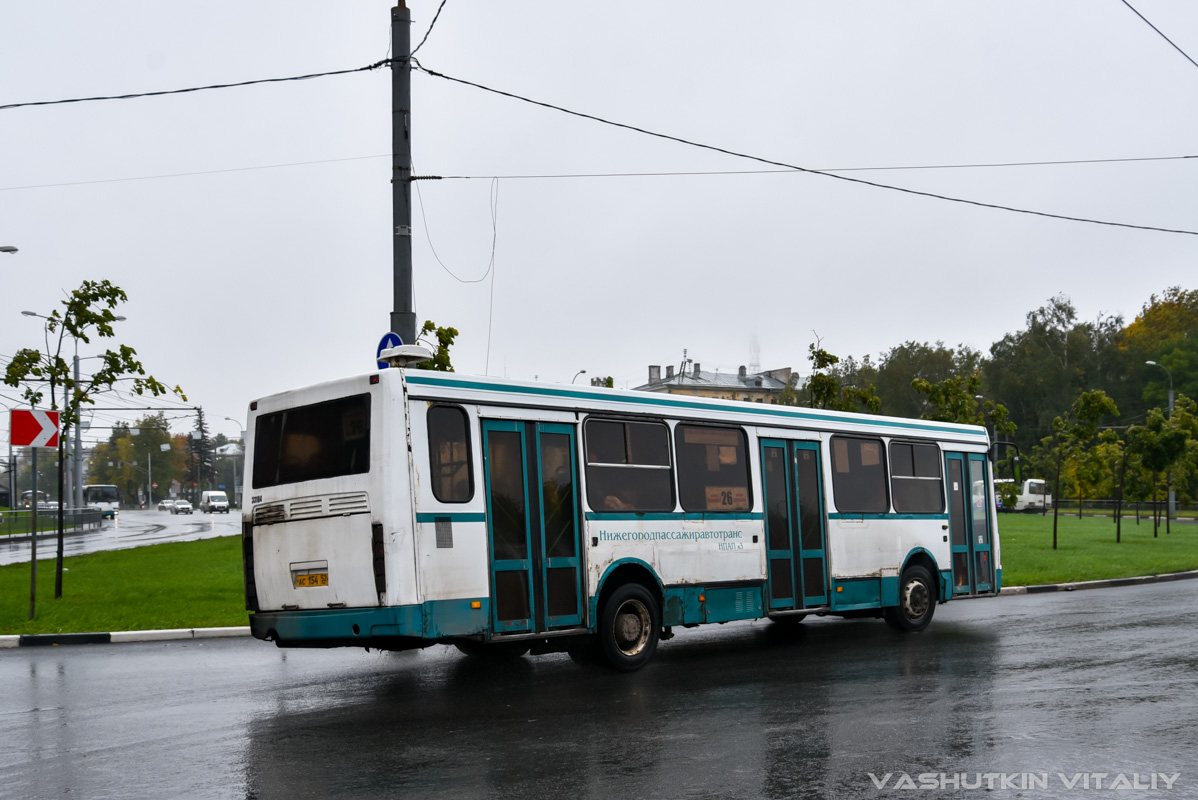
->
[20,490,50,509]
[83,484,120,518]
[995,478,1051,512]
[242,348,1001,671]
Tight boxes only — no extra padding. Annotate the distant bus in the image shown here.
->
[242,352,1001,671]
[20,490,50,509]
[994,479,1051,512]
[83,484,120,518]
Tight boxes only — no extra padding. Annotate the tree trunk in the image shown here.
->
[1115,449,1128,544]
[1053,446,1063,550]
[1152,479,1159,538]
[1166,469,1171,535]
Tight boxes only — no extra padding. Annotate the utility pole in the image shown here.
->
[73,354,83,510]
[30,445,37,619]
[391,2,417,345]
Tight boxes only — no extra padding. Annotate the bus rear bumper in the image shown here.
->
[249,599,490,649]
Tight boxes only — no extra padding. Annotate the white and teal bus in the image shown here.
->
[82,484,120,518]
[243,347,1000,671]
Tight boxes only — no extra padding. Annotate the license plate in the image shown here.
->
[295,572,328,588]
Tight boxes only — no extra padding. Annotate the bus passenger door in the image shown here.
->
[481,420,583,635]
[945,452,994,595]
[761,439,828,611]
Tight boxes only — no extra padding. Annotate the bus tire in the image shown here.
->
[600,583,660,672]
[884,564,936,633]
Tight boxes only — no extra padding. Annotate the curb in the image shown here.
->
[999,568,1198,596]
[4,570,1198,648]
[0,626,251,649]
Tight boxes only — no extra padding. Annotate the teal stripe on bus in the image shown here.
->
[828,513,949,521]
[584,512,763,522]
[416,512,487,523]
[404,374,986,439]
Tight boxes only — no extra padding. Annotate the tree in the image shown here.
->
[1133,396,1197,536]
[1044,391,1120,550]
[416,320,459,372]
[912,370,1017,506]
[190,408,215,501]
[87,414,190,507]
[4,280,184,605]
[1121,286,1198,355]
[804,343,881,413]
[985,295,1127,455]
[874,341,980,419]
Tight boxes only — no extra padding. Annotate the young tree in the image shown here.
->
[1045,390,1120,549]
[4,280,184,603]
[804,343,881,413]
[416,320,459,372]
[913,371,1018,507]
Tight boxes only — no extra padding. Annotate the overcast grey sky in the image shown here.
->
[3,1,1196,447]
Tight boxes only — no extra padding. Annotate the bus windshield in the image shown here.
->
[84,485,120,505]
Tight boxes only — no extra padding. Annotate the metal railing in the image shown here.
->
[0,508,104,538]
[1012,498,1197,519]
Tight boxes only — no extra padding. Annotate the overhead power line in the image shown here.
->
[0,61,390,112]
[4,53,1196,235]
[6,153,1195,193]
[412,62,1198,237]
[437,153,1198,179]
[411,0,448,57]
[1120,0,1198,73]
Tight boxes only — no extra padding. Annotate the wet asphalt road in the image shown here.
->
[0,509,241,566]
[2,581,1196,800]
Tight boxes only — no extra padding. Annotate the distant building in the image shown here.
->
[634,361,793,403]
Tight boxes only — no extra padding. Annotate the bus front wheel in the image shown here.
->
[884,565,936,633]
[600,583,660,672]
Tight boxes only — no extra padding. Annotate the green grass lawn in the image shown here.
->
[2,514,1196,636]
[0,535,246,636]
[998,512,1198,586]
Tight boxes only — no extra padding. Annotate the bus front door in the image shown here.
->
[482,420,584,635]
[945,452,995,595]
[761,439,829,611]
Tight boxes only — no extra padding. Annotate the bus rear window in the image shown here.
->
[252,394,371,488]
[428,405,473,503]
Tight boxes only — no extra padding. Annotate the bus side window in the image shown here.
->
[427,405,473,503]
[830,436,889,513]
[584,419,673,512]
[675,424,751,512]
[889,441,944,513]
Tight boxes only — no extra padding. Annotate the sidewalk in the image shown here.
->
[4,569,1197,648]
[1,626,250,648]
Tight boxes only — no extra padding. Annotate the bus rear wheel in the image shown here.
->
[600,583,660,672]
[884,565,936,633]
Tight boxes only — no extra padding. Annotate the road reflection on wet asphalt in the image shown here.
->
[0,509,239,565]
[3,580,1195,798]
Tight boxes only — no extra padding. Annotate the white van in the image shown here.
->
[995,479,1052,512]
[200,490,230,513]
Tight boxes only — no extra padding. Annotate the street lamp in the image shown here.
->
[1145,360,1176,519]
[1145,361,1174,415]
[1,245,17,254]
[572,370,587,384]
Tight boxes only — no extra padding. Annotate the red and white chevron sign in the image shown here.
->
[10,409,60,448]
